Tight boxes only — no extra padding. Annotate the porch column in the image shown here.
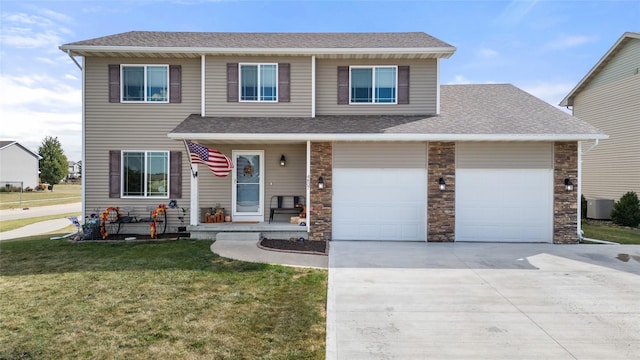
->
[190,164,199,225]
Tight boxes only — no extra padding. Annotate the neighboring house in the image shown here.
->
[68,160,81,179]
[560,32,640,202]
[0,141,41,189]
[60,31,605,243]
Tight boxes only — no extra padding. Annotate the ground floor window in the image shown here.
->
[122,151,169,197]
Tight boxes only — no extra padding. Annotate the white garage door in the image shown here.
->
[333,168,426,241]
[455,142,554,243]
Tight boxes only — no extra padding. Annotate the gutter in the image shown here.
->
[168,132,609,142]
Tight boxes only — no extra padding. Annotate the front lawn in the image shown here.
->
[582,219,640,244]
[0,238,327,359]
[0,183,81,210]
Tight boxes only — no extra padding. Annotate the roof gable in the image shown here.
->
[560,32,640,106]
[0,141,42,159]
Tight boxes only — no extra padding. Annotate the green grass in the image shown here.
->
[0,184,81,210]
[582,220,640,244]
[0,238,327,359]
[0,212,81,232]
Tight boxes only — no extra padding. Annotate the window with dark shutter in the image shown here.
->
[169,65,182,103]
[398,66,410,104]
[278,63,290,102]
[170,151,182,198]
[337,66,349,104]
[108,65,120,103]
[109,150,121,198]
[227,63,239,102]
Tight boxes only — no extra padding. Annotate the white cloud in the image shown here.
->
[478,47,499,58]
[447,75,473,85]
[521,82,575,109]
[0,74,82,161]
[0,11,71,49]
[546,35,595,49]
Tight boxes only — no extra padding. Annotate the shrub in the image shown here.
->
[581,194,587,219]
[610,191,640,227]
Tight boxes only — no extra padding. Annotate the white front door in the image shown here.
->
[232,150,264,222]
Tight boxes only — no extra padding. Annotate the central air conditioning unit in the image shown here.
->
[586,198,614,220]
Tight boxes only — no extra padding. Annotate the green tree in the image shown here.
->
[38,136,68,191]
[610,191,640,228]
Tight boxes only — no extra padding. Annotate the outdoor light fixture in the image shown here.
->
[439,177,446,191]
[318,176,324,189]
[564,178,574,191]
[280,155,286,166]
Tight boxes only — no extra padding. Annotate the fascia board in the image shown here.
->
[168,132,608,142]
[59,45,457,58]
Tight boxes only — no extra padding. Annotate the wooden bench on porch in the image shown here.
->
[268,195,305,223]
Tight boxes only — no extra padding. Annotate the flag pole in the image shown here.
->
[183,139,197,178]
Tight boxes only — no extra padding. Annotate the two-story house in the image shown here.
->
[560,32,639,203]
[60,31,605,243]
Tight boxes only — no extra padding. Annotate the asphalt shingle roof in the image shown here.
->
[62,31,454,49]
[169,84,604,139]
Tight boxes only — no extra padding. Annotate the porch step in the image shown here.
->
[215,232,261,241]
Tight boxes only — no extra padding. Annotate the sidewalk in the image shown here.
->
[211,240,328,269]
[0,202,81,241]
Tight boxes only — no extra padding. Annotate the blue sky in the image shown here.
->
[1,0,638,162]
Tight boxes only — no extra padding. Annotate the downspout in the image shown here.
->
[201,54,206,116]
[436,58,441,115]
[578,138,600,241]
[66,50,82,71]
[306,141,311,235]
[80,55,86,222]
[311,56,316,118]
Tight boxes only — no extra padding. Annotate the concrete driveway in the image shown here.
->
[327,241,640,359]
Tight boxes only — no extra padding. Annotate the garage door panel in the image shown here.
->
[333,168,426,241]
[456,169,552,243]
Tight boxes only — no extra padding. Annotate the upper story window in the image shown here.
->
[350,66,397,104]
[122,151,169,198]
[122,65,169,103]
[240,63,278,102]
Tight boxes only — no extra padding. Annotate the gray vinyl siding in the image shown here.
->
[456,142,553,169]
[582,38,640,91]
[83,56,200,232]
[574,75,640,200]
[204,56,312,117]
[333,142,427,168]
[316,58,437,115]
[196,143,307,222]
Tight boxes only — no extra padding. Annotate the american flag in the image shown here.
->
[186,141,234,177]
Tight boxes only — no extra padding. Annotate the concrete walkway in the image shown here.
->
[211,239,328,269]
[327,241,640,359]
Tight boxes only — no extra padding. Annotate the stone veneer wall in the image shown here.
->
[427,142,456,242]
[309,142,332,241]
[554,142,579,244]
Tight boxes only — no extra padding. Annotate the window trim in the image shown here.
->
[349,65,398,104]
[239,63,279,103]
[120,64,170,103]
[121,150,170,198]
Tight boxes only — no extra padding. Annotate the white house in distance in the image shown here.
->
[0,141,41,189]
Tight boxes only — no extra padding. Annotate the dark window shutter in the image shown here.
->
[170,151,182,199]
[169,65,182,103]
[278,63,290,102]
[337,66,349,104]
[108,65,120,103]
[398,66,410,104]
[109,150,121,198]
[227,63,239,102]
